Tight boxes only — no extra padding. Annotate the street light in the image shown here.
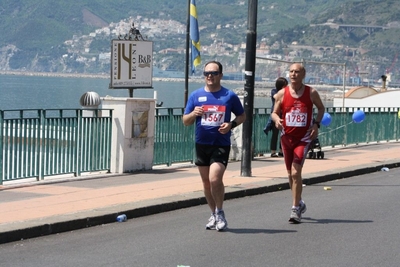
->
[381,75,387,91]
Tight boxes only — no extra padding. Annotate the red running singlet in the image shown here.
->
[281,85,313,142]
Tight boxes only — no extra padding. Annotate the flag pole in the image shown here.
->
[184,0,190,107]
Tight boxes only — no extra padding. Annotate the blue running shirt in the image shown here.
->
[184,86,244,146]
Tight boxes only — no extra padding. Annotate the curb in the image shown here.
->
[1,161,399,244]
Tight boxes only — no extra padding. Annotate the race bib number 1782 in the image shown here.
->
[285,108,307,127]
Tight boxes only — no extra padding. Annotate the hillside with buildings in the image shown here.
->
[0,0,399,85]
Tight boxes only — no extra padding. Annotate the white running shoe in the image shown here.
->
[299,201,307,214]
[288,208,301,223]
[205,214,216,230]
[215,210,228,231]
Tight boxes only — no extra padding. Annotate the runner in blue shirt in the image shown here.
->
[183,61,246,231]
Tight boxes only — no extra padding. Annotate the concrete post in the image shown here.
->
[100,97,156,173]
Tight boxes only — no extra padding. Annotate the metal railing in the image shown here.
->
[153,108,195,166]
[154,107,400,166]
[0,109,112,184]
[1,107,398,183]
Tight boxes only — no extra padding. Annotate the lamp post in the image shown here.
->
[342,63,346,110]
[381,74,387,91]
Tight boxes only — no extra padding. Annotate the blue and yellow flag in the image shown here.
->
[190,0,201,73]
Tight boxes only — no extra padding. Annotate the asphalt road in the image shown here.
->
[2,168,400,267]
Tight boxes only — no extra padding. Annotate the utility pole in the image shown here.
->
[241,0,257,177]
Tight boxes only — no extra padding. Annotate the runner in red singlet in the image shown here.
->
[271,63,325,223]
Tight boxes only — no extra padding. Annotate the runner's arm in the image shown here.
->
[219,112,246,134]
[308,88,325,139]
[311,88,325,123]
[271,90,284,130]
[183,106,204,126]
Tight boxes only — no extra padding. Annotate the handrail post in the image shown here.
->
[0,111,3,185]
[38,109,45,180]
[75,109,82,177]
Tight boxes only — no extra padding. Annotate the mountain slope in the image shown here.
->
[0,0,354,50]
[1,0,399,78]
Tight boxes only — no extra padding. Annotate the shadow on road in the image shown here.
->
[226,228,297,234]
[303,217,373,224]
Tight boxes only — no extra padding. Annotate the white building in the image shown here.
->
[333,86,400,108]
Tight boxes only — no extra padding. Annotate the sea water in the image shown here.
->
[0,74,273,110]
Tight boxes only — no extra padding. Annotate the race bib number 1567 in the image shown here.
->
[201,105,226,126]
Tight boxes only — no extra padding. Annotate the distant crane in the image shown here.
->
[350,60,359,76]
[385,53,398,74]
[349,61,360,85]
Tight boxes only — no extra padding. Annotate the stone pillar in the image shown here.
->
[100,97,156,173]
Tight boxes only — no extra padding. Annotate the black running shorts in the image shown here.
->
[195,143,231,167]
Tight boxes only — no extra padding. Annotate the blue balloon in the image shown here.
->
[352,110,365,123]
[321,112,332,126]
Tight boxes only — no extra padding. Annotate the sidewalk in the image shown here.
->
[0,142,399,244]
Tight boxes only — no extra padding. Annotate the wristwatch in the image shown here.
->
[230,121,238,129]
[314,121,320,128]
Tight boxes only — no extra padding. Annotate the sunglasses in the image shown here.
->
[203,71,221,77]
